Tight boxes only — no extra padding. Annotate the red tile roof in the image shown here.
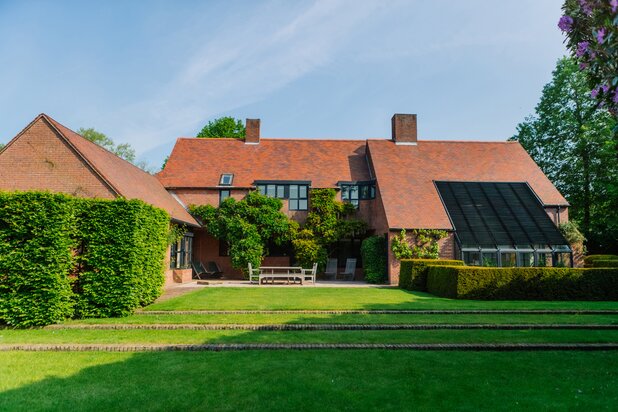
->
[157,138,370,188]
[367,140,568,230]
[42,115,198,226]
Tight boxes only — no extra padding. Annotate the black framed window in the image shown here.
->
[170,232,193,269]
[219,189,230,205]
[256,182,309,210]
[289,184,308,210]
[340,182,375,208]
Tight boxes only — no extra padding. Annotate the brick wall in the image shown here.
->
[0,117,115,199]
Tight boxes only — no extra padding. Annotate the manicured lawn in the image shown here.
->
[67,313,618,325]
[146,287,618,311]
[1,329,618,345]
[1,351,616,411]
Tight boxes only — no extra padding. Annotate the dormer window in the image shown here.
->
[219,174,234,186]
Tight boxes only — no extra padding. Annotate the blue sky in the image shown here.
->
[0,0,567,168]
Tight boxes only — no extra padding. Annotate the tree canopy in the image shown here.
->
[78,128,153,173]
[559,0,618,116]
[511,57,617,253]
[196,117,245,138]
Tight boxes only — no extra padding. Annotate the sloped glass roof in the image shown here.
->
[435,181,569,250]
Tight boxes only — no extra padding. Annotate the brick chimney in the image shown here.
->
[245,118,260,144]
[391,114,417,145]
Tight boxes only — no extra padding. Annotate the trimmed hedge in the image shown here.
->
[0,192,76,327]
[0,192,170,327]
[399,259,464,291]
[74,199,169,318]
[360,236,387,284]
[584,254,618,268]
[426,266,618,300]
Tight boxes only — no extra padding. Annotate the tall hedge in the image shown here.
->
[0,192,76,327]
[399,259,464,291]
[426,266,618,301]
[74,199,169,318]
[360,236,387,284]
[0,192,170,327]
[584,254,618,268]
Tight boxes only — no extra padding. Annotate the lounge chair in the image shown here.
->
[193,260,223,280]
[340,258,357,281]
[302,262,318,284]
[192,261,209,280]
[206,261,223,278]
[324,258,337,280]
[248,262,260,284]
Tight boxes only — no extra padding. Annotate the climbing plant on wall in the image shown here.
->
[391,229,448,260]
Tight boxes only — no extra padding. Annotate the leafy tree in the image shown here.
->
[190,192,293,274]
[196,116,245,138]
[0,143,4,150]
[78,128,136,163]
[511,57,618,253]
[559,0,618,115]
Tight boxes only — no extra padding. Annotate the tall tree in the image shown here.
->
[511,57,617,253]
[78,128,154,173]
[196,117,245,138]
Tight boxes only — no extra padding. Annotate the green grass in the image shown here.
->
[147,287,618,311]
[1,329,618,345]
[1,351,616,411]
[64,313,618,325]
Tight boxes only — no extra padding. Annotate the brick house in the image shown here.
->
[158,114,571,284]
[0,114,199,286]
[1,113,571,285]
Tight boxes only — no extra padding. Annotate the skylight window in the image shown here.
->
[219,174,234,186]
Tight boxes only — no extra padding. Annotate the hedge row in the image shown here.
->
[0,192,170,327]
[399,259,464,291]
[584,254,618,268]
[360,236,387,284]
[426,266,618,301]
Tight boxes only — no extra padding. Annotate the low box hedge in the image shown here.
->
[584,254,618,268]
[399,259,464,291]
[426,266,618,300]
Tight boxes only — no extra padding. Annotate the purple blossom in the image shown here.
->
[579,62,589,70]
[579,0,593,15]
[558,15,574,32]
[601,84,610,94]
[611,0,618,13]
[591,87,600,98]
[576,41,590,57]
[597,28,606,44]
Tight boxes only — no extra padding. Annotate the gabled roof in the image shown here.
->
[367,140,568,230]
[157,138,370,188]
[4,114,198,227]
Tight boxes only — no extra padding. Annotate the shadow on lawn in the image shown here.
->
[2,292,618,411]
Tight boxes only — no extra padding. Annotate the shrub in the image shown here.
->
[74,199,169,318]
[360,236,387,284]
[0,192,76,327]
[584,254,618,267]
[399,259,464,291]
[426,266,618,300]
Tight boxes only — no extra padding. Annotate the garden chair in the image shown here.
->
[301,262,318,284]
[206,261,223,278]
[192,261,208,280]
[247,262,260,284]
[324,258,338,280]
[340,258,357,281]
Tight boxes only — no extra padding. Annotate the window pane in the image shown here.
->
[289,185,298,199]
[341,186,349,200]
[257,185,266,195]
[266,185,276,197]
[219,190,230,205]
[360,185,369,199]
[298,199,308,210]
[350,186,359,200]
[482,253,497,267]
[463,251,480,266]
[351,199,359,208]
[299,185,307,198]
[501,252,517,267]
[290,199,299,210]
[519,252,534,267]
[370,185,376,198]
[276,185,285,198]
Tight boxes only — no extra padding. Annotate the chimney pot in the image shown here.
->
[391,114,417,145]
[245,118,260,144]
